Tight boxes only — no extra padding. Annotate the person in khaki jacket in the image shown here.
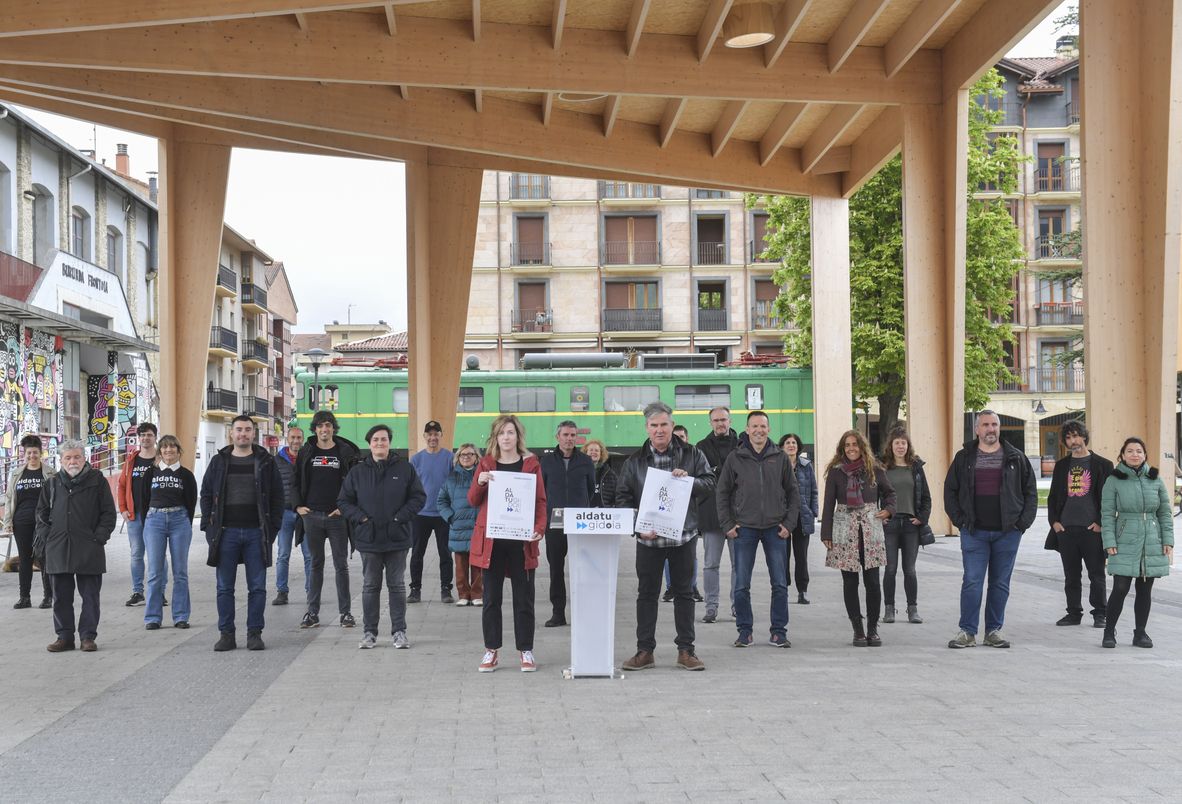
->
[4,434,56,609]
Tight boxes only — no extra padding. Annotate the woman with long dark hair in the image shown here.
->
[878,428,931,624]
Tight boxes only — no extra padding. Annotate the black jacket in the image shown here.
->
[716,437,800,533]
[539,446,596,520]
[885,457,933,525]
[337,454,427,553]
[695,429,739,531]
[1047,451,1114,527]
[199,444,286,568]
[944,439,1038,533]
[292,435,361,510]
[275,446,298,510]
[591,462,618,508]
[34,464,117,575]
[616,438,715,537]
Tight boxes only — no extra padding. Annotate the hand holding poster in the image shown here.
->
[634,467,694,543]
[486,471,537,541]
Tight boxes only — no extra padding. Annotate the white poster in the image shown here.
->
[634,468,694,543]
[486,471,537,541]
[563,508,636,536]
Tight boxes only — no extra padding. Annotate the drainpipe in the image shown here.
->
[66,161,94,255]
[495,171,504,368]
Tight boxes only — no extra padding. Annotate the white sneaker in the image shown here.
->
[520,650,537,672]
[472,598,483,607]
[455,598,469,607]
[392,631,410,649]
[358,632,377,650]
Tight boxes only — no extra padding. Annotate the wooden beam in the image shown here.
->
[383,4,396,36]
[471,0,480,41]
[603,94,622,138]
[0,15,943,106]
[697,0,734,63]
[473,89,482,112]
[811,147,851,174]
[552,0,567,50]
[626,0,652,57]
[828,0,891,73]
[759,102,808,166]
[764,0,813,69]
[542,91,554,126]
[659,97,687,148]
[710,99,748,157]
[942,0,1060,94]
[801,104,861,172]
[884,0,960,79]
[293,11,308,31]
[842,105,901,197]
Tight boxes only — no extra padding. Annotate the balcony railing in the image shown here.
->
[749,239,775,263]
[598,181,660,199]
[273,376,284,393]
[241,339,271,366]
[603,308,662,331]
[995,366,1086,394]
[241,282,268,309]
[751,301,783,329]
[243,395,270,418]
[1035,164,1080,192]
[695,189,729,199]
[602,240,661,265]
[217,264,237,294]
[697,308,727,331]
[511,309,553,333]
[1035,234,1081,260]
[271,334,283,352]
[206,387,237,413]
[510,241,551,265]
[1034,301,1084,326]
[0,251,45,301]
[509,174,550,200]
[1066,99,1080,126]
[695,241,727,265]
[209,326,238,353]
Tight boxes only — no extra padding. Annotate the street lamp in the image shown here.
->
[304,347,329,411]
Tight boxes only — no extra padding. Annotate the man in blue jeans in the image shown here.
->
[272,425,311,604]
[944,411,1038,649]
[200,415,285,652]
[714,411,800,648]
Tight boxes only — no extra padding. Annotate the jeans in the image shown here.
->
[13,521,50,600]
[410,514,453,593]
[482,540,534,651]
[215,527,267,633]
[958,528,1023,635]
[50,573,102,641]
[732,526,789,638]
[665,554,699,592]
[360,549,408,636]
[636,537,697,653]
[701,529,734,613]
[786,526,810,593]
[304,511,351,616]
[127,516,146,594]
[1059,526,1107,617]
[275,509,311,595]
[883,514,920,607]
[144,509,192,625]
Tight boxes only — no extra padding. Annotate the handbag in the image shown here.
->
[1044,528,1059,551]
[918,523,935,547]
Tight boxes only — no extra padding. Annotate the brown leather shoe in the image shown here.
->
[80,639,97,652]
[677,650,705,671]
[621,650,655,671]
[47,638,75,653]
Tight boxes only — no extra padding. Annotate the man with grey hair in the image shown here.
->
[35,440,117,652]
[616,401,715,671]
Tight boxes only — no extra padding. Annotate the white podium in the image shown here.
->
[560,508,633,678]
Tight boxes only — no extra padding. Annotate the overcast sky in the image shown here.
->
[12,2,1073,334]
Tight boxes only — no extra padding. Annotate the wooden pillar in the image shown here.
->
[810,195,852,494]
[156,130,231,466]
[901,95,968,533]
[405,160,482,453]
[1081,0,1182,484]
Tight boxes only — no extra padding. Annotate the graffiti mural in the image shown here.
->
[0,321,64,465]
[86,373,137,451]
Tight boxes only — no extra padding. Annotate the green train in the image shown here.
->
[294,359,814,454]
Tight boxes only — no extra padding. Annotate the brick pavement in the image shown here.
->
[2,513,1181,803]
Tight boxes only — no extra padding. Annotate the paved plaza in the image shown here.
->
[2,512,1181,803]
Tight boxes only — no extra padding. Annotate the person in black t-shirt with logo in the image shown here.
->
[143,435,198,631]
[3,434,55,609]
[118,422,163,607]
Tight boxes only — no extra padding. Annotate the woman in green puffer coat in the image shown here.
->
[1100,437,1174,649]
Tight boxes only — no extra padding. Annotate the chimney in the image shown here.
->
[115,143,129,176]
[80,149,96,159]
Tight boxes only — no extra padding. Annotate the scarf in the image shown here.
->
[841,459,867,507]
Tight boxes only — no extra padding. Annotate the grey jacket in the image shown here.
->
[715,438,800,533]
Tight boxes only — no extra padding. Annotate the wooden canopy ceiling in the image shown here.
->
[0,0,1057,196]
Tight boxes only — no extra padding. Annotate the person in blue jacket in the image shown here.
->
[438,443,482,607]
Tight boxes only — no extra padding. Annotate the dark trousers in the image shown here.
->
[545,528,568,617]
[50,573,102,641]
[786,526,810,593]
[636,537,697,653]
[883,514,920,607]
[304,511,351,616]
[1106,575,1154,632]
[216,527,267,633]
[1059,526,1107,617]
[360,549,408,636]
[481,540,534,651]
[410,514,453,593]
[841,531,881,628]
[13,522,49,600]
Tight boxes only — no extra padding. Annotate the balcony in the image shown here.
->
[215,264,237,297]
[511,309,553,333]
[0,251,45,301]
[995,366,1086,394]
[271,334,283,353]
[1034,164,1080,193]
[598,181,660,200]
[241,339,271,369]
[751,301,784,330]
[510,241,551,266]
[695,189,730,199]
[243,395,271,419]
[695,241,727,265]
[602,240,660,265]
[208,326,238,358]
[749,240,776,263]
[241,282,267,312]
[697,308,728,331]
[603,308,662,331]
[1034,301,1084,326]
[206,387,238,417]
[1034,234,1081,260]
[509,174,550,200]
[980,99,1023,127]
[1066,99,1080,126]
[273,376,284,393]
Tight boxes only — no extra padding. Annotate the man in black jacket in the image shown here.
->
[1046,420,1114,629]
[944,411,1038,649]
[695,407,738,622]
[338,424,426,650]
[36,440,117,653]
[200,415,286,652]
[272,425,307,606]
[539,420,595,628]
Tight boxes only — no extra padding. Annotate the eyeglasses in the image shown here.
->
[458,452,479,459]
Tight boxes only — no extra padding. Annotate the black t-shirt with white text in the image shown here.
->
[305,444,344,512]
[149,468,189,512]
[13,467,44,528]
[131,455,154,515]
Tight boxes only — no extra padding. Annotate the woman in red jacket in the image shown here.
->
[468,414,547,673]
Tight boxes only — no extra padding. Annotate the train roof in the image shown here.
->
[295,365,809,383]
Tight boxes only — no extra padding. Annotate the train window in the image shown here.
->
[674,384,730,410]
[458,387,484,412]
[745,384,764,410]
[319,385,340,411]
[392,388,409,413]
[570,385,589,413]
[604,385,660,412]
[500,386,556,412]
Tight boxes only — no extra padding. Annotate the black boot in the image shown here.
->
[247,629,265,651]
[851,617,867,647]
[407,587,421,604]
[866,614,882,646]
[1101,627,1117,649]
[1132,629,1154,648]
[214,631,237,652]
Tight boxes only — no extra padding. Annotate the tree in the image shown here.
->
[752,68,1026,448]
